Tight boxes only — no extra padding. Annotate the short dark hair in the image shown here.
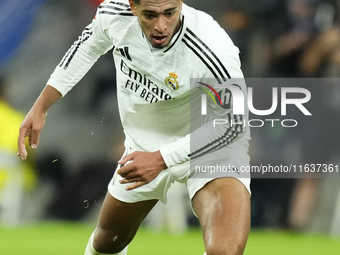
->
[133,0,180,5]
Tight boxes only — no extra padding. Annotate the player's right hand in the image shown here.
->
[17,108,47,160]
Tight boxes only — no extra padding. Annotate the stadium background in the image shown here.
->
[1,0,340,254]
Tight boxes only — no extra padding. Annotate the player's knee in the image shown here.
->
[205,240,246,255]
[93,229,129,254]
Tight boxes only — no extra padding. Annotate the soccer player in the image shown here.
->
[17,0,251,254]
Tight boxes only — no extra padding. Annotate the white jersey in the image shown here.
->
[47,0,250,177]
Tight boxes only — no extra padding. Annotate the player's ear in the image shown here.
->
[129,0,137,16]
[179,0,183,12]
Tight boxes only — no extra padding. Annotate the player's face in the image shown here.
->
[129,0,183,48]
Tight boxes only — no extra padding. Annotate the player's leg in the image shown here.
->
[192,178,250,255]
[85,192,158,254]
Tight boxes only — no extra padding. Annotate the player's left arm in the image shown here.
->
[118,96,247,191]
[159,38,248,170]
[117,151,167,190]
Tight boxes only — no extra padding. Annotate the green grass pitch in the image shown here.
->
[1,222,340,254]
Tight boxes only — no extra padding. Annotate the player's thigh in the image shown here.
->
[94,192,158,251]
[192,178,250,254]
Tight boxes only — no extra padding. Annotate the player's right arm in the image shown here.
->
[17,1,119,159]
[17,85,61,160]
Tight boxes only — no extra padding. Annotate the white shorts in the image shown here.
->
[108,141,251,204]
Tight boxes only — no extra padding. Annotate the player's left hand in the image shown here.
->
[117,150,167,190]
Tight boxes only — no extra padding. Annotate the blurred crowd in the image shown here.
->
[1,0,340,236]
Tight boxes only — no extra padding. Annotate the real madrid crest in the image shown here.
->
[164,72,179,91]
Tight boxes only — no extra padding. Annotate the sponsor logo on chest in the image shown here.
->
[120,59,180,104]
